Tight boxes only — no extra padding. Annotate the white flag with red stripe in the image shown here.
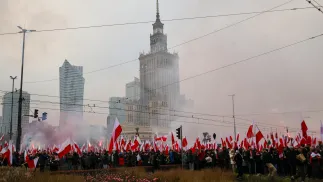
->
[58,138,72,158]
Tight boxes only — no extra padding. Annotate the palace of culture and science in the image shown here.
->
[107,0,193,140]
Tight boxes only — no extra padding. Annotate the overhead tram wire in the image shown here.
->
[23,105,318,132]
[0,99,316,132]
[306,0,323,13]
[0,6,319,37]
[1,100,319,133]
[2,88,323,128]
[2,97,322,131]
[1,32,323,130]
[24,0,297,84]
[19,0,300,102]
[112,33,323,104]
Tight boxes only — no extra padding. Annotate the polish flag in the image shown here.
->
[236,133,240,142]
[154,135,161,141]
[145,142,150,151]
[24,151,39,168]
[112,118,122,143]
[256,130,264,144]
[52,145,59,153]
[164,145,169,155]
[171,132,175,146]
[4,141,8,148]
[131,136,141,151]
[73,142,82,156]
[2,141,13,166]
[182,137,188,148]
[0,134,4,141]
[247,124,254,138]
[161,135,167,142]
[301,120,308,138]
[58,138,72,158]
[226,137,232,149]
[108,137,114,153]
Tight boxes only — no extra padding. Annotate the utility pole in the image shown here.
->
[180,125,183,169]
[16,26,36,151]
[229,94,236,141]
[9,76,17,140]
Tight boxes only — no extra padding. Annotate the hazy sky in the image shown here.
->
[1,0,323,141]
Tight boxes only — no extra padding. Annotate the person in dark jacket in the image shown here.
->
[234,149,244,180]
[292,148,306,182]
[38,151,49,172]
[72,152,79,170]
[102,152,109,169]
[187,150,194,170]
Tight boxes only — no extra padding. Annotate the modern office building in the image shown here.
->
[1,90,30,142]
[59,60,85,127]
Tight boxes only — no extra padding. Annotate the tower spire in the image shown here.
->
[156,0,160,20]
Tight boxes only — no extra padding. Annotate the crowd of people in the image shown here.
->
[0,143,322,181]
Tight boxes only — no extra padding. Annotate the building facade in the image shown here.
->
[138,0,180,131]
[59,60,85,127]
[107,97,127,136]
[126,77,140,101]
[1,90,30,142]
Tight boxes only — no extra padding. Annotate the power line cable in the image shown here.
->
[0,5,317,37]
[1,98,316,131]
[23,0,295,84]
[123,33,323,102]
[306,0,323,13]
[2,28,323,127]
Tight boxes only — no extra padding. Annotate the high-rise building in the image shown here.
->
[59,60,85,127]
[126,77,140,101]
[107,97,127,136]
[1,90,30,142]
[139,0,180,129]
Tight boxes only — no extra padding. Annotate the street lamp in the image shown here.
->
[9,76,17,140]
[16,26,36,151]
[229,94,236,141]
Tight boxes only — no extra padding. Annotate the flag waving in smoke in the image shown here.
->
[247,124,254,138]
[58,138,72,158]
[112,118,122,142]
[301,120,308,138]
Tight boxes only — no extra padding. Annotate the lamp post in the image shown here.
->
[9,76,17,140]
[16,26,36,151]
[229,94,236,141]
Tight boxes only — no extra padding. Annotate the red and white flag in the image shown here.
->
[247,124,254,138]
[171,132,175,146]
[182,137,188,148]
[0,134,4,141]
[256,129,264,144]
[2,141,13,166]
[73,141,82,156]
[112,118,122,143]
[58,138,72,158]
[24,151,39,168]
[161,135,167,142]
[301,120,308,138]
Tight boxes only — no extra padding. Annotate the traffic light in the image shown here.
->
[176,127,181,139]
[33,109,38,118]
[42,112,47,121]
[213,133,216,140]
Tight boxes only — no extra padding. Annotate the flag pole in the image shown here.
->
[321,120,323,142]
